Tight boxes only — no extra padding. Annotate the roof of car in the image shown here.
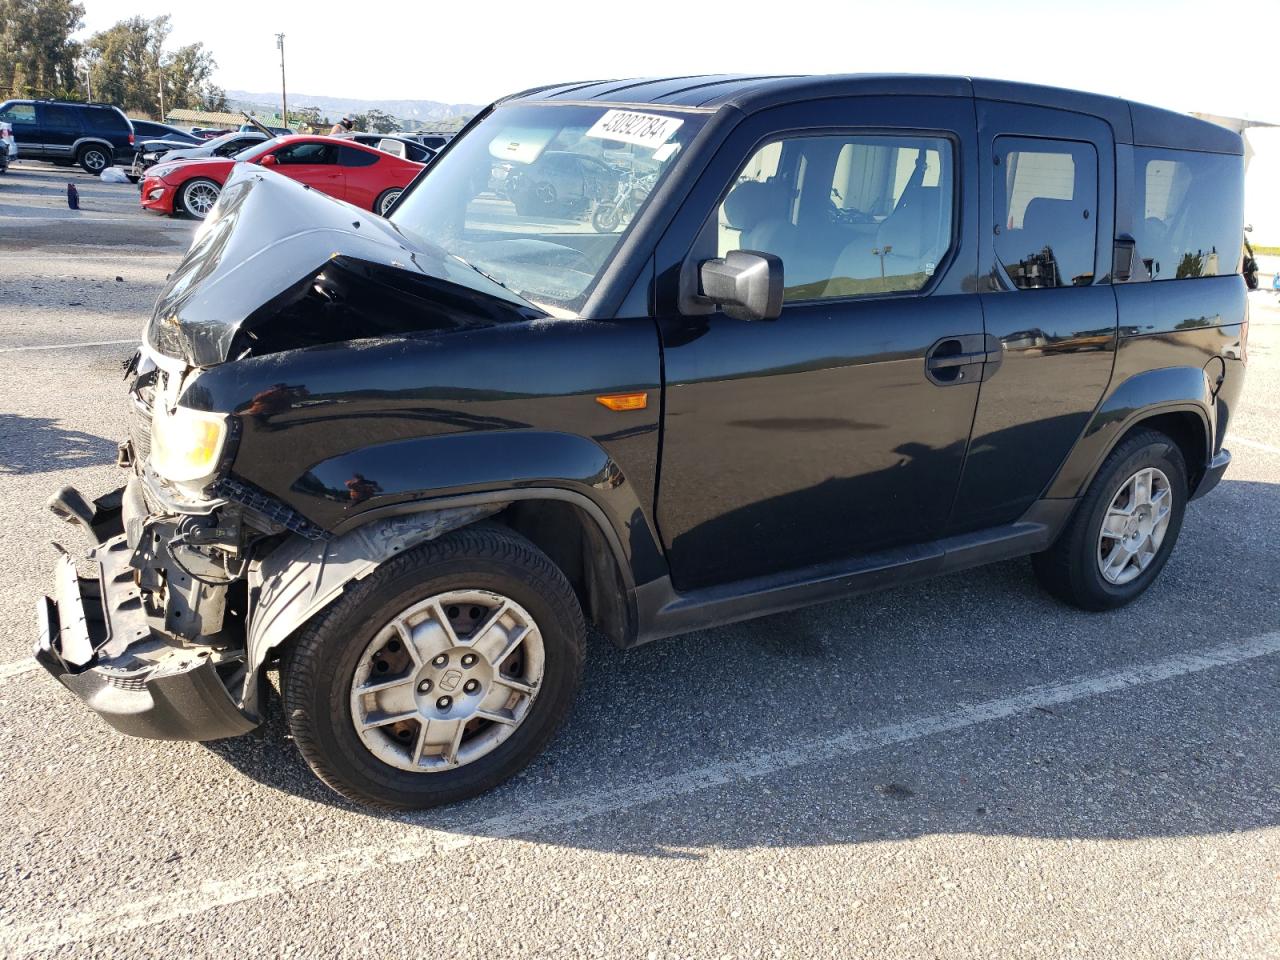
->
[505,74,1242,155]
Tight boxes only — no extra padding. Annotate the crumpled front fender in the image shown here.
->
[240,503,501,716]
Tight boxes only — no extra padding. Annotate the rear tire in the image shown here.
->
[1032,429,1188,610]
[374,187,402,217]
[77,145,109,175]
[282,525,586,810]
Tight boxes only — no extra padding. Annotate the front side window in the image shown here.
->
[0,102,36,125]
[994,137,1098,289]
[716,134,955,301]
[1134,148,1242,280]
[391,103,706,313]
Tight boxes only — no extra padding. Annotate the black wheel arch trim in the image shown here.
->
[1045,366,1215,501]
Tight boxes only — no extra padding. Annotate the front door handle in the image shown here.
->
[925,334,1004,385]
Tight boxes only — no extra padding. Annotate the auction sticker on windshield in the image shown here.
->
[586,110,684,149]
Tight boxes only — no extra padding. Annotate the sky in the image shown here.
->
[76,0,1271,121]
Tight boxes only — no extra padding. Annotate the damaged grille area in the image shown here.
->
[127,379,155,469]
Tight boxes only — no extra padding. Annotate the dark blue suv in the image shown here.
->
[0,99,134,173]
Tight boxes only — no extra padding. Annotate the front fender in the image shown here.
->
[1045,365,1213,499]
[286,429,668,586]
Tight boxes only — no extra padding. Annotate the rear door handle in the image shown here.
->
[925,334,1004,385]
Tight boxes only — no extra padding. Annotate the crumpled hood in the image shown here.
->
[144,164,543,367]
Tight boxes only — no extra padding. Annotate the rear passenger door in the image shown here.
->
[36,103,82,161]
[655,97,983,591]
[948,103,1118,533]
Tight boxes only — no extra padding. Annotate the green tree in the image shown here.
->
[364,108,401,134]
[0,0,85,98]
[84,15,224,117]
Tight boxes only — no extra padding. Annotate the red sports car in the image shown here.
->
[140,135,425,219]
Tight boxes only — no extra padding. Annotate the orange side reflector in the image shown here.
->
[595,392,648,411]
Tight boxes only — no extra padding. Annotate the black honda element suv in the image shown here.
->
[36,75,1247,809]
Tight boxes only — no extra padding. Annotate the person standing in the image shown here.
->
[328,116,355,137]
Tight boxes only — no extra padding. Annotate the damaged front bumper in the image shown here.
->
[33,482,258,742]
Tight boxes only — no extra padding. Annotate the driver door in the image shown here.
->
[271,141,345,200]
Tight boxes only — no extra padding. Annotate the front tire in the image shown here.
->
[282,525,586,810]
[1032,429,1188,610]
[178,177,220,219]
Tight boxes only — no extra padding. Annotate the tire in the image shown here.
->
[77,145,109,175]
[282,524,586,810]
[178,177,221,219]
[1032,429,1188,610]
[374,187,402,217]
[591,202,621,233]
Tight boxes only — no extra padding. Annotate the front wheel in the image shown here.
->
[179,177,220,219]
[282,525,586,810]
[1032,429,1188,610]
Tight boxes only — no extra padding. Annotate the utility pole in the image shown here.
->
[276,33,287,129]
[157,70,165,120]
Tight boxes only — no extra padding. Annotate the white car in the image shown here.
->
[0,121,14,172]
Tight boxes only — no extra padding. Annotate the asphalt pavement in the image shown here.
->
[0,161,1277,959]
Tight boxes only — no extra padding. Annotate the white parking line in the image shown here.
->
[1232,435,1280,456]
[6,629,1279,955]
[0,660,37,681]
[0,339,137,353]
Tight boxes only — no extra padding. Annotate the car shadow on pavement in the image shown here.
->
[0,413,119,475]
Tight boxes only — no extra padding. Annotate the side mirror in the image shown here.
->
[699,250,784,321]
[259,154,278,167]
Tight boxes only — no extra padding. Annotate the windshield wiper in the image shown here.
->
[449,253,544,312]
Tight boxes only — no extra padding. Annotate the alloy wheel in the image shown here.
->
[349,589,545,772]
[1096,466,1173,585]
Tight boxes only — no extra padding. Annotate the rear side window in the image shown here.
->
[994,137,1098,288]
[717,133,955,301]
[1134,148,1243,280]
[82,107,126,134]
[338,145,379,167]
[0,102,36,126]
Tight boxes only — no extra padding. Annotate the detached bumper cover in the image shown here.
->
[1191,447,1231,501]
[34,534,257,742]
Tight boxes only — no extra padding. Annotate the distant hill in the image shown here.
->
[226,89,482,128]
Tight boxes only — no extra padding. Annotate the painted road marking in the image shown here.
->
[0,339,137,353]
[1231,435,1280,456]
[6,629,1279,955]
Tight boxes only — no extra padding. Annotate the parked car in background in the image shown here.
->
[129,119,201,146]
[0,99,134,173]
[506,149,619,218]
[0,120,13,173]
[351,133,436,163]
[191,127,232,140]
[37,76,1247,812]
[132,130,269,178]
[140,134,425,218]
[239,121,293,136]
[410,132,454,150]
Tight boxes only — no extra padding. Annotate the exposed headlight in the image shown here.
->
[150,164,175,179]
[150,404,229,485]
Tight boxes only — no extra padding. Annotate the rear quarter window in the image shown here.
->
[1134,148,1243,280]
[82,107,128,134]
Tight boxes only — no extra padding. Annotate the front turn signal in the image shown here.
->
[595,392,648,411]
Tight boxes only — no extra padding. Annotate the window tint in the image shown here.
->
[40,104,82,130]
[1134,148,1243,280]
[0,102,36,125]
[82,107,126,134]
[994,137,1098,289]
[274,141,337,164]
[338,145,379,167]
[717,134,954,301]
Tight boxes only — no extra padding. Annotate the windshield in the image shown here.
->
[233,136,283,161]
[390,103,706,313]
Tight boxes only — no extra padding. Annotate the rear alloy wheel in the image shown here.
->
[375,187,403,217]
[282,525,585,809]
[77,145,109,174]
[179,177,221,219]
[1032,429,1188,610]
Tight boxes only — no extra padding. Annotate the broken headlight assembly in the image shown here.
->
[149,402,230,490]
